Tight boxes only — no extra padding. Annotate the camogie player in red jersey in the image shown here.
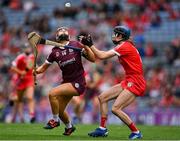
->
[11,46,36,123]
[80,25,146,140]
[34,27,95,136]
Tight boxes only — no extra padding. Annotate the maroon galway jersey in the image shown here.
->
[46,41,85,83]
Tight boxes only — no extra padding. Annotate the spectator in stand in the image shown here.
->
[160,84,174,107]
[9,0,22,10]
[145,42,157,58]
[173,71,180,106]
[166,37,180,65]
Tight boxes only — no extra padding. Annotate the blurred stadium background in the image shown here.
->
[0,0,180,126]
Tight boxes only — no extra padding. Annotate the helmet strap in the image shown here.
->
[112,37,127,45]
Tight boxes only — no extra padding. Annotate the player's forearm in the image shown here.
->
[90,45,109,60]
[35,63,49,74]
[35,66,46,74]
[11,66,24,75]
[83,45,96,62]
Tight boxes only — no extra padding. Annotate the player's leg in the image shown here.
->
[44,83,79,129]
[24,86,36,123]
[48,83,79,117]
[71,96,84,123]
[11,100,18,123]
[111,89,142,139]
[58,96,76,136]
[98,84,123,128]
[88,84,123,137]
[16,90,25,122]
[92,96,99,122]
[10,92,18,123]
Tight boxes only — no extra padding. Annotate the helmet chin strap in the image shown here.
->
[112,33,127,45]
[112,38,125,45]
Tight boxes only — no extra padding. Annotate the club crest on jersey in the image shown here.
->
[62,50,66,56]
[127,82,133,87]
[69,49,73,53]
[56,52,60,57]
[75,83,79,88]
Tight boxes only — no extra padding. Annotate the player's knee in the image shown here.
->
[111,105,121,115]
[17,97,23,102]
[98,95,103,103]
[27,97,34,102]
[48,89,55,98]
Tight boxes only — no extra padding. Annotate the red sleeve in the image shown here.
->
[12,54,24,66]
[113,42,129,56]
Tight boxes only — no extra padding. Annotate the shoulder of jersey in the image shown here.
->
[16,54,25,60]
[29,54,34,58]
[69,40,80,46]
[116,41,126,48]
[122,41,133,48]
[52,46,60,51]
[69,40,77,44]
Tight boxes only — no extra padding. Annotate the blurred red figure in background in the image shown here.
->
[11,45,35,123]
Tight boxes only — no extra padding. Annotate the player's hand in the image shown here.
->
[33,68,39,75]
[20,70,26,76]
[79,34,93,47]
[33,67,42,75]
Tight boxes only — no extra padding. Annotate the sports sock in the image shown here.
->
[100,116,107,128]
[65,121,72,129]
[99,126,106,130]
[53,114,59,122]
[128,122,139,132]
[29,112,35,118]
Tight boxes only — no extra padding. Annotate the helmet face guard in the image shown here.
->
[56,27,70,41]
[111,32,121,45]
[113,26,131,40]
[112,25,131,44]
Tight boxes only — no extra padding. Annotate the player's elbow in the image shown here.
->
[90,59,95,63]
[97,55,107,60]
[95,52,108,60]
[89,56,96,62]
[87,54,96,62]
[10,66,16,72]
[98,57,105,60]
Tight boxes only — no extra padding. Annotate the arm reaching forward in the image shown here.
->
[90,45,115,60]
[33,63,50,75]
[80,35,116,60]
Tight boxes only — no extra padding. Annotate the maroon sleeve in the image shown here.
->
[69,40,84,49]
[76,41,84,49]
[46,50,55,64]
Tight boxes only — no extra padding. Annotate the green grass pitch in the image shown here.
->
[0,123,180,140]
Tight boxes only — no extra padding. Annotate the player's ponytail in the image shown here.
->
[126,37,135,46]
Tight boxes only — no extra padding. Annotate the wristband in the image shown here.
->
[39,38,46,44]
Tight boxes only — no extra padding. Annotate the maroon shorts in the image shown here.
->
[63,77,86,95]
[71,76,86,95]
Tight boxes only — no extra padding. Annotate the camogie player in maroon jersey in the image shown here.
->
[34,27,95,136]
[80,26,146,140]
